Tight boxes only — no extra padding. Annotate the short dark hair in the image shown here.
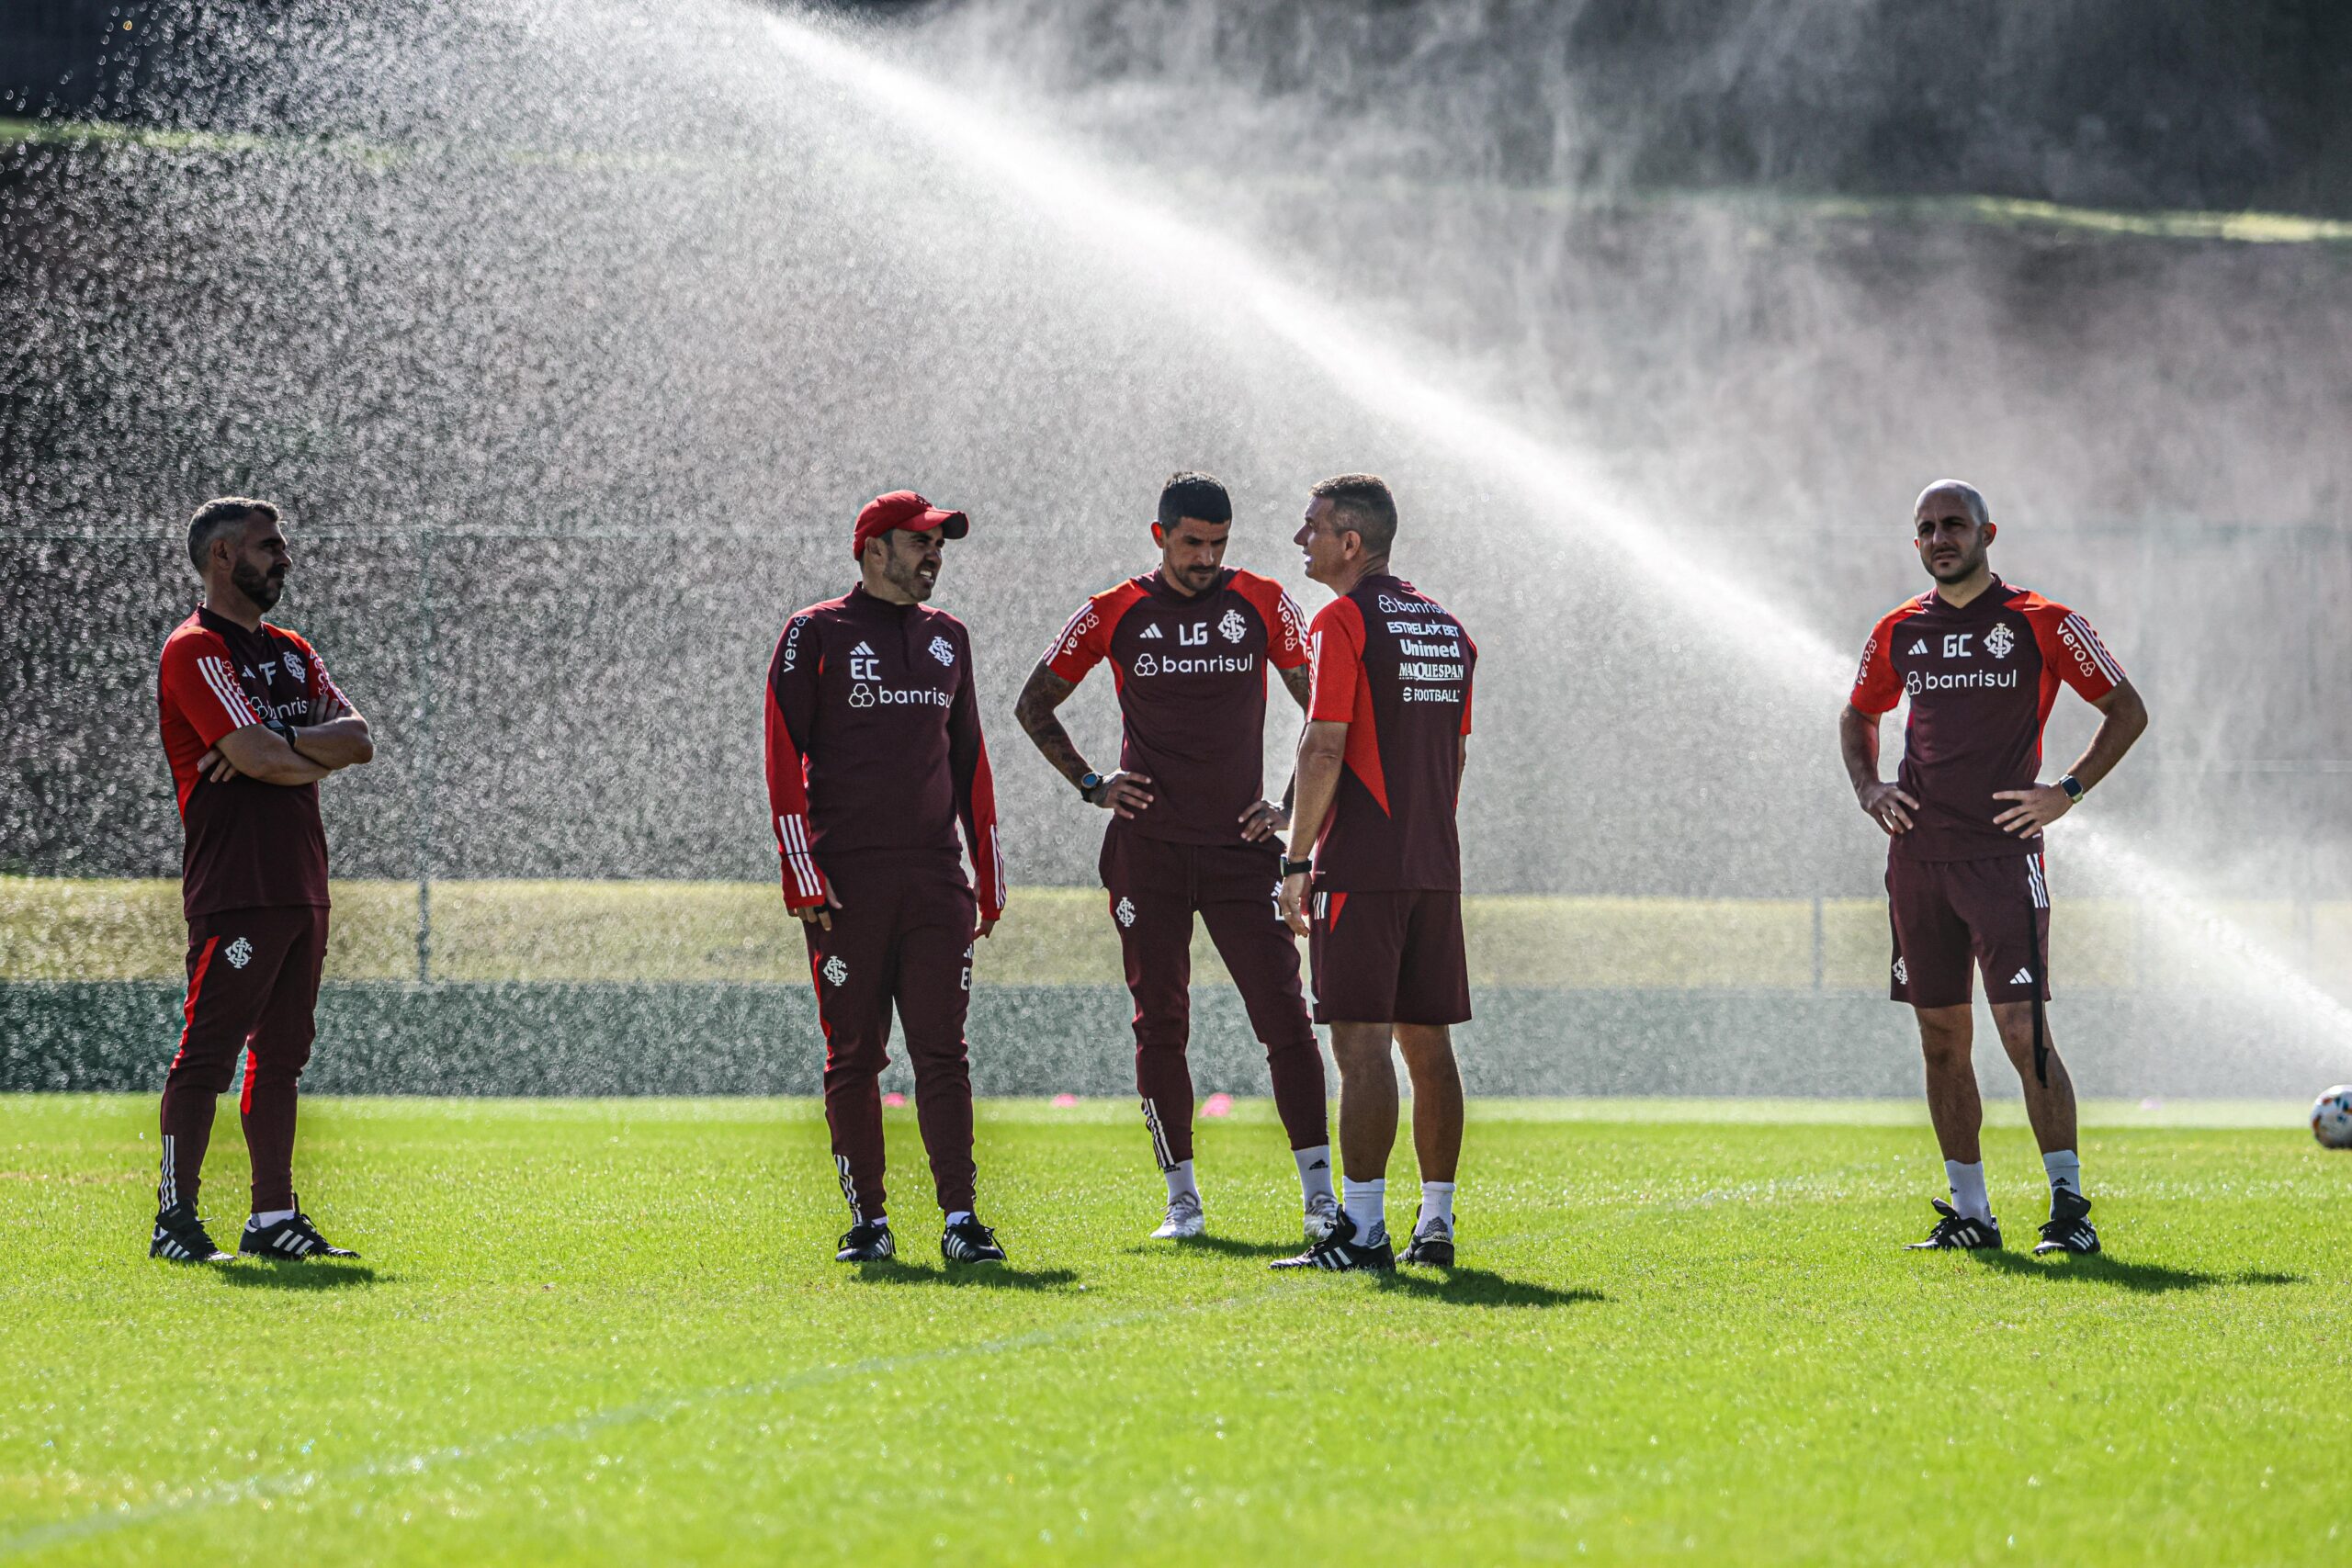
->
[1157,471,1232,532]
[187,497,278,572]
[1310,473,1396,555]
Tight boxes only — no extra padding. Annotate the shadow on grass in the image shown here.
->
[213,1260,380,1291]
[1970,1251,2305,1294]
[853,1260,1081,1292]
[1371,1268,1601,1308]
[1128,1234,1299,1260]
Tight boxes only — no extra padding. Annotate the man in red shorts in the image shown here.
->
[152,497,376,1263]
[1014,471,1335,1245]
[1842,479,2148,1256]
[765,491,1010,1266]
[1273,475,1476,1272]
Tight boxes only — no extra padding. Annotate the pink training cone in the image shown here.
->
[1051,1093,1080,1108]
[1202,1093,1234,1118]
[882,1092,906,1108]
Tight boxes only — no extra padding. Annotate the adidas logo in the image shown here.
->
[1138,624,1163,639]
[1907,639,1928,655]
[851,641,875,655]
[1306,1158,1328,1170]
[2010,967,2034,985]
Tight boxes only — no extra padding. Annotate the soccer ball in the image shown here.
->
[2313,1087,2352,1149]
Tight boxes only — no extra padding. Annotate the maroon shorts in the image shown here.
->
[1307,886,1471,1027]
[1886,851,2052,1009]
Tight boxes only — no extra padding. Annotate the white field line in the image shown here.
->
[0,1285,1286,1558]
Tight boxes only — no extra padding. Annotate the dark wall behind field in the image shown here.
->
[7,1,2351,212]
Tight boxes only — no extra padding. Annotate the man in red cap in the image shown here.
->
[764,491,1011,1265]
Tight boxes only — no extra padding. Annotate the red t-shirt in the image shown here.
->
[1044,567,1310,846]
[1305,573,1476,891]
[1850,577,2126,861]
[762,585,1006,918]
[157,607,344,919]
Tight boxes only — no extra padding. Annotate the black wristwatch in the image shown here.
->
[2057,773,2086,802]
[1078,771,1104,804]
[265,717,298,746]
[1280,857,1313,878]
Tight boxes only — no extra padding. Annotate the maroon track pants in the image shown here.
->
[803,853,978,1221]
[159,905,327,1216]
[1101,827,1329,1169]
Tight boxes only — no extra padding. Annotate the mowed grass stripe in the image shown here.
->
[0,1096,2345,1564]
[12,876,2349,989]
[0,1286,1292,1557]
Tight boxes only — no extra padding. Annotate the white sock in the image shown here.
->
[944,1210,973,1228]
[1164,1159,1200,1204]
[1294,1145,1335,1204]
[1417,1180,1455,1235]
[1944,1160,1991,1224]
[2043,1149,2082,1200]
[247,1209,296,1230]
[1341,1178,1385,1243]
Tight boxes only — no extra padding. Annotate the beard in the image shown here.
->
[881,554,934,601]
[233,559,286,610]
[1926,547,1983,582]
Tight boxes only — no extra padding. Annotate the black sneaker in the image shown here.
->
[1400,1217,1454,1267]
[239,1211,357,1260]
[1271,1208,1395,1271]
[836,1221,895,1262]
[1905,1199,2003,1250]
[941,1215,1005,1264]
[150,1201,231,1262]
[2033,1190,2099,1256]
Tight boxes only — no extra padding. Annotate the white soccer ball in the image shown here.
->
[2313,1086,2352,1149]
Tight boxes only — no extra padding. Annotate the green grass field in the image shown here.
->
[3,1096,2345,1564]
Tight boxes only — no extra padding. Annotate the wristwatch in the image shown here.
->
[1078,771,1104,804]
[2057,773,2086,802]
[265,717,298,746]
[1280,857,1313,878]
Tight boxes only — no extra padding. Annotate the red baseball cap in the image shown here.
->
[851,491,968,560]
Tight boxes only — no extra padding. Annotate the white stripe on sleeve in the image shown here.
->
[198,658,257,726]
[2064,615,2126,683]
[779,815,821,897]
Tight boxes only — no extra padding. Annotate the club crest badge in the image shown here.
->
[1983,623,2016,660]
[1892,957,1907,985]
[821,955,848,987]
[224,937,254,970]
[1114,897,1136,929]
[281,649,306,684]
[1217,609,1247,644]
[929,635,956,667]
